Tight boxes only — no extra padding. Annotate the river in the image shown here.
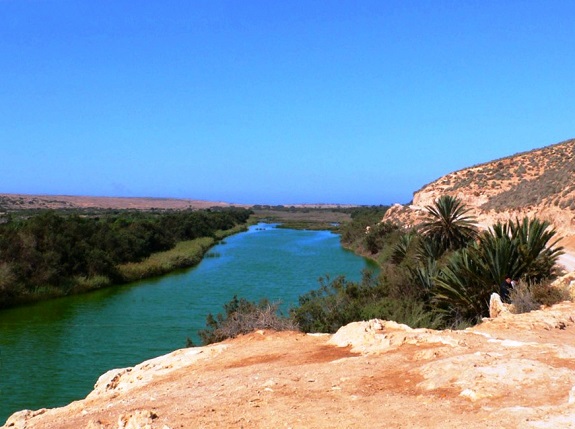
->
[0,223,376,423]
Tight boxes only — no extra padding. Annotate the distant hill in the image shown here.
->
[0,194,359,213]
[0,194,240,211]
[384,138,575,241]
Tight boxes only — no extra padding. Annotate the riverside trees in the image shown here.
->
[0,208,252,308]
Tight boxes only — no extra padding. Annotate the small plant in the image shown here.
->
[198,296,298,345]
[509,281,540,314]
[531,281,570,307]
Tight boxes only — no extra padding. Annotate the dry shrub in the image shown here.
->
[510,279,571,313]
[199,297,299,345]
[509,282,540,314]
[220,303,298,338]
[531,281,571,307]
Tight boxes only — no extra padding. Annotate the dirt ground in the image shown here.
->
[6,301,575,429]
[0,193,241,211]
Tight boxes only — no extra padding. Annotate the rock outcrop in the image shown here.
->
[382,138,575,270]
[5,302,575,429]
[383,138,575,240]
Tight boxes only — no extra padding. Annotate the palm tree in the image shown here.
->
[489,217,563,282]
[391,232,414,264]
[419,195,478,254]
[432,217,564,322]
[432,247,494,321]
[415,236,446,261]
[475,227,523,285]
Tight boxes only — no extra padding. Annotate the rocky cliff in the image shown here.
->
[384,138,575,240]
[4,278,575,429]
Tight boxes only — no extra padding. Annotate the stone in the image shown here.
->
[489,292,511,318]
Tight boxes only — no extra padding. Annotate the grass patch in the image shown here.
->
[252,209,352,231]
[214,223,248,240]
[72,275,113,292]
[118,237,216,282]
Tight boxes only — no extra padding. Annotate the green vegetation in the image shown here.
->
[197,196,566,345]
[2,196,565,343]
[338,205,392,260]
[419,195,478,253]
[0,207,252,308]
[251,205,389,232]
[118,237,216,282]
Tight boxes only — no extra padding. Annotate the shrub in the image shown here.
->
[364,221,398,254]
[360,298,444,329]
[509,281,540,314]
[290,269,441,333]
[531,281,570,307]
[198,296,298,345]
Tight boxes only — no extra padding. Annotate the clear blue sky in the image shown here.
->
[1,1,574,205]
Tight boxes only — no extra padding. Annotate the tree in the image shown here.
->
[431,217,564,322]
[419,195,478,254]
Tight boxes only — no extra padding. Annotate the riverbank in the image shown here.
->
[117,223,248,282]
[0,222,250,310]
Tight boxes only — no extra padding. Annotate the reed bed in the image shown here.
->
[118,237,216,282]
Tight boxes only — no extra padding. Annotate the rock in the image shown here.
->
[3,409,46,428]
[117,410,159,429]
[550,272,575,300]
[489,292,511,318]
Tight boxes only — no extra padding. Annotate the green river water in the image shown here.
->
[0,223,376,423]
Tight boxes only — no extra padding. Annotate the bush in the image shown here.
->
[365,222,398,254]
[198,296,298,345]
[509,281,540,314]
[290,269,442,333]
[360,298,444,329]
[531,281,571,307]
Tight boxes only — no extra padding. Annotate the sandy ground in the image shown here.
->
[0,193,241,210]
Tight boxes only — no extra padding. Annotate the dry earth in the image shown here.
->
[0,194,241,211]
[6,295,575,429]
[0,193,354,211]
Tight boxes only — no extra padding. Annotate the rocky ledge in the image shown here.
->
[5,298,575,429]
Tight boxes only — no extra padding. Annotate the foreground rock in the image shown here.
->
[6,303,575,429]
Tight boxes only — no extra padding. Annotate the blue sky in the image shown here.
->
[1,1,574,205]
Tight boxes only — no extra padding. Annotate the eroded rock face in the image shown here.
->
[6,304,575,429]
